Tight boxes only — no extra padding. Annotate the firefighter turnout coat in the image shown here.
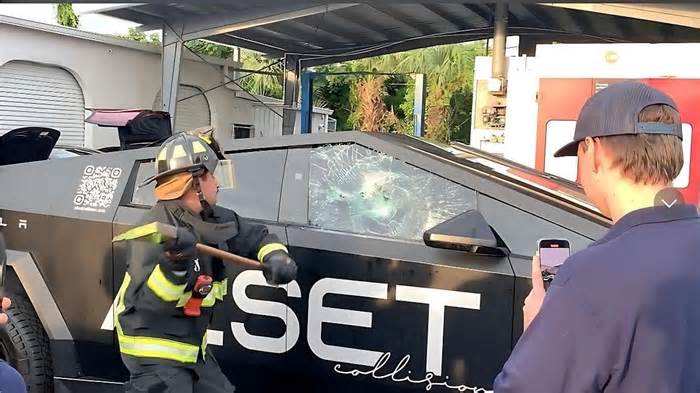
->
[114,200,287,365]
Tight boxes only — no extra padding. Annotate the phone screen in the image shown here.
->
[540,247,570,269]
[539,239,570,269]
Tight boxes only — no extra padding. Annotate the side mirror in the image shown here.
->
[423,210,509,257]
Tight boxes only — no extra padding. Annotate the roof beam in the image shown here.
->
[506,8,526,28]
[338,6,411,41]
[232,29,314,53]
[267,20,353,46]
[180,3,357,42]
[519,4,555,29]
[300,31,493,67]
[418,3,460,32]
[462,4,492,26]
[254,26,325,50]
[295,11,390,43]
[212,34,285,57]
[549,6,585,35]
[367,3,436,35]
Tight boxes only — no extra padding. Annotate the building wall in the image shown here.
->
[251,102,329,137]
[0,18,331,149]
[470,56,538,161]
[472,43,700,171]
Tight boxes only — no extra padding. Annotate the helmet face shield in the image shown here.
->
[214,159,236,190]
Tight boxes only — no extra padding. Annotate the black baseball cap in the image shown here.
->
[554,81,683,157]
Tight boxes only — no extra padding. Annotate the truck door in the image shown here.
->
[267,143,514,393]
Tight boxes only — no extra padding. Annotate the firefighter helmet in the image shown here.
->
[187,126,225,160]
[142,133,218,186]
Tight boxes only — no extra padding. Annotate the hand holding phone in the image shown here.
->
[538,238,570,283]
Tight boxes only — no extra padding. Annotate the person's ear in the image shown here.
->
[588,137,603,174]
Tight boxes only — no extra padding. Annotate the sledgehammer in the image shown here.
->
[112,222,261,269]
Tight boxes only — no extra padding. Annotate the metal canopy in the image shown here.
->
[100,1,700,66]
[96,1,700,135]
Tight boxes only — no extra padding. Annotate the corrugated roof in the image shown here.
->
[97,2,700,66]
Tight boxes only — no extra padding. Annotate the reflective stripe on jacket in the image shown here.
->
[115,200,285,364]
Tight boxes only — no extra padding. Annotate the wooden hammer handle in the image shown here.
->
[195,243,261,269]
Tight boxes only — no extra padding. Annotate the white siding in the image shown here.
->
[253,105,282,137]
[0,60,85,146]
[154,85,211,133]
[252,105,329,137]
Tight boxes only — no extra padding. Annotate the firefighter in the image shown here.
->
[115,130,297,392]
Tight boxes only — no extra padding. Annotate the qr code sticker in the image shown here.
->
[73,165,123,213]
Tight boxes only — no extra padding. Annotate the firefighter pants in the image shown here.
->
[123,351,235,393]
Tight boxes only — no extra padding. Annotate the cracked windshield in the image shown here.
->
[309,144,477,241]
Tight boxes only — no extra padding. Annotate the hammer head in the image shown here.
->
[112,222,178,243]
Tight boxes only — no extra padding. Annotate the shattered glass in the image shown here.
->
[309,144,477,241]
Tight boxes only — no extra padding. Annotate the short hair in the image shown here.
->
[596,104,683,185]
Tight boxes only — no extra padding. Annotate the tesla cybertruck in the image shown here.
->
[0,131,609,393]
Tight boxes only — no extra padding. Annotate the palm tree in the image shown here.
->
[335,41,484,141]
[238,51,284,99]
[379,43,483,142]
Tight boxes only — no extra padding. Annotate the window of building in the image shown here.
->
[234,124,254,139]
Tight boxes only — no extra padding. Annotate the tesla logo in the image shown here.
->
[102,272,481,377]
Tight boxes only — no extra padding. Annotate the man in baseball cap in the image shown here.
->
[493,81,700,393]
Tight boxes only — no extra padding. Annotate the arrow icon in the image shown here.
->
[661,198,677,208]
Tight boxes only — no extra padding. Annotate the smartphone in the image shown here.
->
[538,238,570,282]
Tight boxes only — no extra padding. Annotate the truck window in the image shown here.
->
[308,143,477,241]
[130,149,286,222]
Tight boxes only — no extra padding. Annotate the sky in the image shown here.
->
[0,4,141,35]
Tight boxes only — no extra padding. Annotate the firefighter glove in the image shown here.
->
[163,227,197,262]
[262,250,298,285]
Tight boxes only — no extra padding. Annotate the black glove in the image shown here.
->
[262,250,298,285]
[163,227,197,262]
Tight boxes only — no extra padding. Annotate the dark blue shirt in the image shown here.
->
[494,204,700,393]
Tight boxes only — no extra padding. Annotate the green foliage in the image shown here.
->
[118,27,161,46]
[115,31,283,99]
[124,27,146,42]
[313,41,485,143]
[313,68,354,130]
[148,32,162,46]
[447,88,473,144]
[56,1,79,28]
[184,40,234,59]
[400,78,416,134]
[238,50,283,99]
[383,75,408,119]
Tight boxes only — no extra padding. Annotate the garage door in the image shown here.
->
[154,85,211,133]
[0,61,85,146]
